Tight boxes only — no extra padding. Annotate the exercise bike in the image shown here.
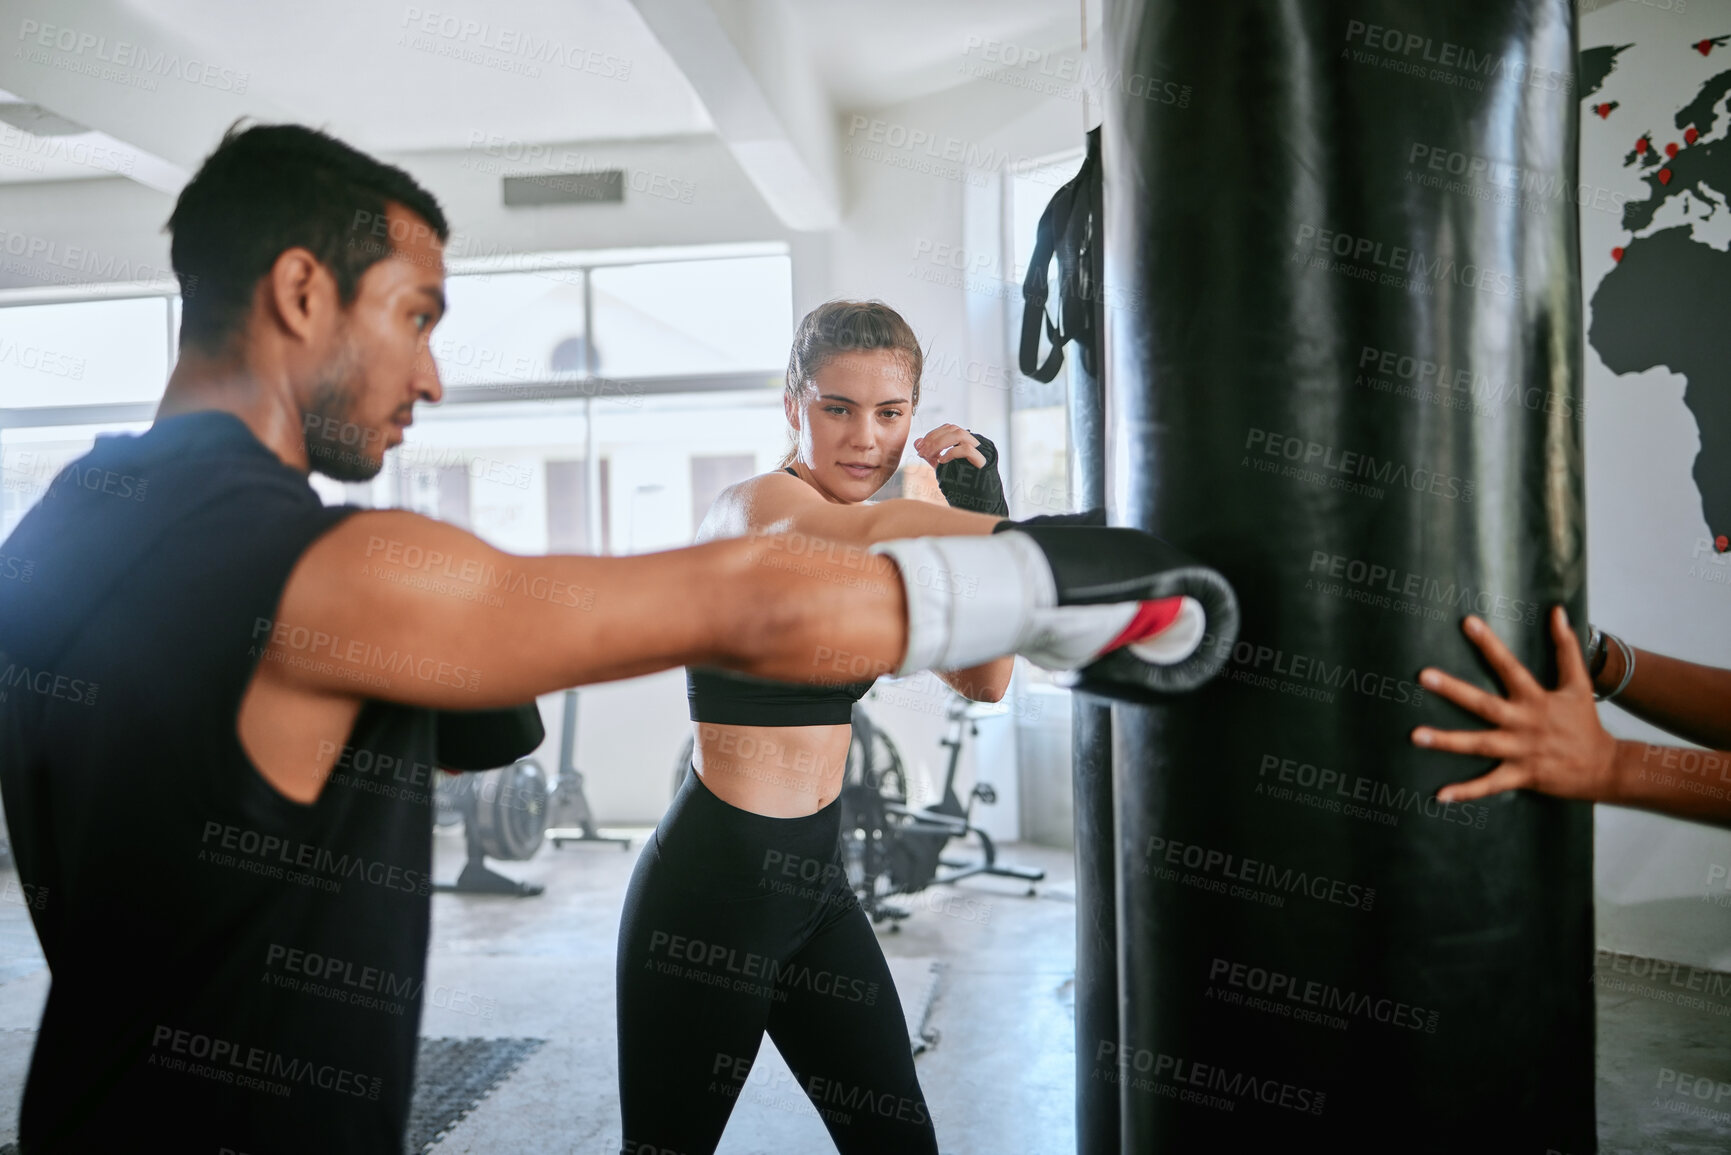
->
[847,694,1044,924]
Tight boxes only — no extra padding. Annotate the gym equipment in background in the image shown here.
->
[848,695,1044,926]
[545,689,632,851]
[432,691,628,896]
[433,760,550,897]
[1099,0,1590,1149]
[432,704,551,897]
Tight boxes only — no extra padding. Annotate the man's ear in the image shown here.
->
[266,246,336,344]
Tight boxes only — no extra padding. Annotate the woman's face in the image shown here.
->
[787,349,915,504]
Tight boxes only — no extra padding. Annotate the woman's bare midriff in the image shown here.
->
[692,720,854,816]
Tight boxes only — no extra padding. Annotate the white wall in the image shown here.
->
[1581,0,1731,970]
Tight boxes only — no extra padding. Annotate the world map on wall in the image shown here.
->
[1583,39,1731,553]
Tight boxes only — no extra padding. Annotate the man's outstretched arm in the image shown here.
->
[265,509,910,712]
[238,510,907,801]
[243,511,1222,800]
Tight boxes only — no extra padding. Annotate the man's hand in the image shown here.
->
[1412,606,1619,804]
[913,423,986,469]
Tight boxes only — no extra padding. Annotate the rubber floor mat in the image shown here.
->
[405,1036,545,1153]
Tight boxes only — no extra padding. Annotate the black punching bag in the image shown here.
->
[1061,129,1119,1155]
[1099,2,1591,1150]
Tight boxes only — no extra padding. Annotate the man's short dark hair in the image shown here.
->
[165,121,450,352]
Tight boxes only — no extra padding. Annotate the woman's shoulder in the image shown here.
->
[729,469,813,506]
[695,469,815,541]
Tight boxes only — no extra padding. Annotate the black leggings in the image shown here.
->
[615,767,939,1155]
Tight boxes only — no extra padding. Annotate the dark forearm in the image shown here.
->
[1605,739,1731,826]
[1594,642,1731,750]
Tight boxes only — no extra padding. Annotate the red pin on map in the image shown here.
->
[1635,137,1649,154]
[1666,142,1680,158]
[1700,39,1716,56]
[1611,246,1624,262]
[1596,103,1614,119]
[1659,168,1674,185]
[1686,126,1701,144]
[1718,534,1729,553]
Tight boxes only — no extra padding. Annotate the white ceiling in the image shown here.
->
[0,0,1095,227]
[0,89,189,188]
[0,105,132,185]
[109,0,1093,150]
[117,0,716,151]
[787,0,1093,111]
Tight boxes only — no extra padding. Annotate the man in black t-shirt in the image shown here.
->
[1,412,431,1150]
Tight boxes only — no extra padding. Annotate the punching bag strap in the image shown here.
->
[1020,185,1071,383]
[1019,128,1103,384]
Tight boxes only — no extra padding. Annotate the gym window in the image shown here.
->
[0,245,794,552]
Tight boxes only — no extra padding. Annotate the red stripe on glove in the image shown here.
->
[1103,597,1188,654]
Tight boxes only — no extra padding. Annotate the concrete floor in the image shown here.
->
[0,830,1724,1153]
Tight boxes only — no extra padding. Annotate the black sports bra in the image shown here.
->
[685,467,874,726]
[686,667,872,727]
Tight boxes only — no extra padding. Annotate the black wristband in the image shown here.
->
[933,431,1009,517]
[993,507,1108,531]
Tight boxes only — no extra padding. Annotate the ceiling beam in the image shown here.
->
[628,0,838,230]
[0,0,303,196]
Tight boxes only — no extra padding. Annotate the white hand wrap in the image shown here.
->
[869,532,1056,674]
[871,532,1208,673]
[1017,603,1142,670]
[1128,596,1207,665]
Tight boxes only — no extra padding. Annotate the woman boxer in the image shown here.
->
[615,300,1018,1154]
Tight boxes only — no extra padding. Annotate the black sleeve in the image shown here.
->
[435,704,547,771]
[994,507,1107,530]
[934,431,1010,517]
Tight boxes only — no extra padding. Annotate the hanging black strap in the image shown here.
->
[1019,128,1102,384]
[1020,181,1075,383]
